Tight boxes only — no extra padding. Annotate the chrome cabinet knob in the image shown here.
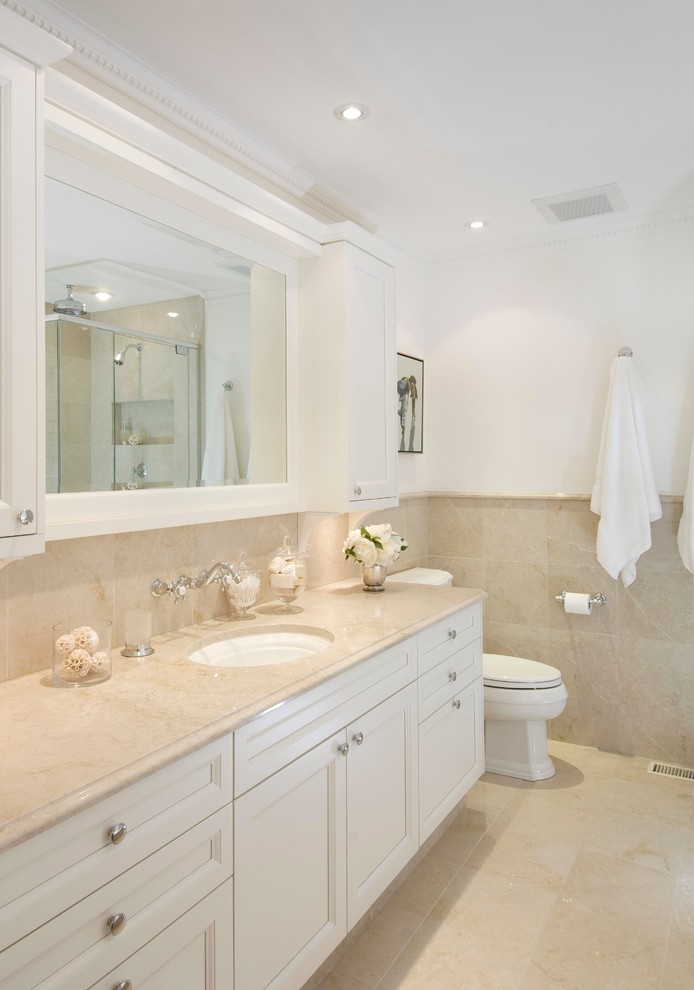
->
[108,912,127,935]
[352,731,364,745]
[452,699,461,710]
[447,628,457,640]
[449,670,457,682]
[353,484,362,496]
[113,981,133,990]
[17,508,34,525]
[108,822,128,845]
[337,742,350,756]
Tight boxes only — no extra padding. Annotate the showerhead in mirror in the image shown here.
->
[53,284,87,317]
[114,343,143,366]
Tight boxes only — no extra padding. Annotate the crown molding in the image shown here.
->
[9,0,376,232]
[8,0,693,269]
[428,209,694,270]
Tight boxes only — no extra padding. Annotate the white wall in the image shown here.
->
[425,226,694,495]
[395,257,430,494]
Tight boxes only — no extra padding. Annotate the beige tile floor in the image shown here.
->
[313,740,694,990]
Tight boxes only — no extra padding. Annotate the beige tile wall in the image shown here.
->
[1,494,690,766]
[0,499,432,685]
[426,494,694,766]
[0,513,301,682]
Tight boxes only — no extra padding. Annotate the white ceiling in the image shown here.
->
[41,0,694,258]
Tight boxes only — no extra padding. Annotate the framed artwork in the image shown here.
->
[397,352,423,453]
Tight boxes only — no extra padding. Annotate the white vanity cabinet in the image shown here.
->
[233,640,418,990]
[417,604,485,841]
[0,737,234,990]
[0,15,69,556]
[300,237,398,512]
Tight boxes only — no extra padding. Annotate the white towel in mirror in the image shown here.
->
[201,390,240,486]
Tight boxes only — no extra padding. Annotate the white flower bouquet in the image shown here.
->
[343,523,408,567]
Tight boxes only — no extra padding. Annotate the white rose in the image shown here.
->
[352,536,378,566]
[365,523,391,541]
[343,529,362,552]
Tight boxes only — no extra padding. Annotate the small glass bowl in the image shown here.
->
[267,540,308,614]
[52,619,112,687]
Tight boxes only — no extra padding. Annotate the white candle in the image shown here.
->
[124,609,152,646]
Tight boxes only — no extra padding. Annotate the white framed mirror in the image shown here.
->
[45,178,287,494]
[43,74,320,539]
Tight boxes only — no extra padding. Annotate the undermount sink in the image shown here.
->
[186,625,334,668]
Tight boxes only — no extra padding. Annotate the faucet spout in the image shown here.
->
[195,561,242,587]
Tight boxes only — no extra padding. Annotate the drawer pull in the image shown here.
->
[108,912,127,936]
[452,699,461,710]
[337,742,350,756]
[352,731,364,745]
[448,628,457,640]
[108,822,128,845]
[449,670,457,682]
[113,982,133,990]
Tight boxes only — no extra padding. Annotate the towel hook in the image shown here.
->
[617,346,633,357]
[222,380,233,391]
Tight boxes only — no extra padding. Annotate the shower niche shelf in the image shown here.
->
[114,399,175,447]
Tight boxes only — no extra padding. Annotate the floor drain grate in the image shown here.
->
[648,760,694,780]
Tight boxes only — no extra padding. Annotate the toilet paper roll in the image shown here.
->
[563,592,592,615]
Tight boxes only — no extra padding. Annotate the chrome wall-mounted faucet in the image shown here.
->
[151,561,241,603]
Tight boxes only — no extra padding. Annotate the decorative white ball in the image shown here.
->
[63,648,93,679]
[55,633,77,655]
[90,651,108,671]
[73,625,100,653]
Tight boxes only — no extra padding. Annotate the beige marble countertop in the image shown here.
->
[0,579,485,854]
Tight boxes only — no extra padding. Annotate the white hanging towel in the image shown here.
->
[201,390,240,486]
[677,434,694,574]
[590,354,661,587]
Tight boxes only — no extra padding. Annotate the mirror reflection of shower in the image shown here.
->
[45,315,200,494]
[114,342,143,366]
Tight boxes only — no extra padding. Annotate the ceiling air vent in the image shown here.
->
[532,183,628,225]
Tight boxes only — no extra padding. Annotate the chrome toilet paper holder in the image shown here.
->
[554,590,607,607]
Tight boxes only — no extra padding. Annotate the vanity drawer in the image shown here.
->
[417,603,481,676]
[88,880,233,990]
[0,804,232,990]
[417,638,481,722]
[0,736,232,952]
[234,636,417,795]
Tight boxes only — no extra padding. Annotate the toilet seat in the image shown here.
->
[483,653,562,690]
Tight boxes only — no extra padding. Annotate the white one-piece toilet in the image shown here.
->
[393,568,568,782]
[483,653,567,780]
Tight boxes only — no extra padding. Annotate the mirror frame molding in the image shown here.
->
[44,71,325,540]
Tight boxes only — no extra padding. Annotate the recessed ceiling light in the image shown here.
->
[465,219,488,230]
[333,103,369,122]
[167,311,179,318]
[93,290,112,302]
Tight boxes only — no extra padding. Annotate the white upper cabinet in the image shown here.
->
[0,12,70,558]
[300,237,398,512]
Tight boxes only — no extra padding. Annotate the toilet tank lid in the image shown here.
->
[391,567,454,587]
[483,653,563,688]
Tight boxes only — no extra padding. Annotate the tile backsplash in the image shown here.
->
[1,494,691,765]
